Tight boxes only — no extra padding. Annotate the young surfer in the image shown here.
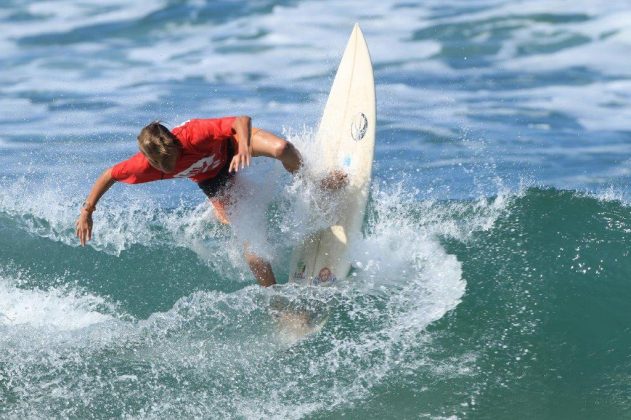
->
[75,116,314,287]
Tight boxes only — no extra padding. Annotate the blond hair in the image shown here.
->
[137,121,179,160]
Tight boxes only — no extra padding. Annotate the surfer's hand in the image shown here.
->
[320,170,348,190]
[75,212,93,246]
[229,150,251,173]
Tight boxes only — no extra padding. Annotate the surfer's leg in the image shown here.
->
[198,146,277,287]
[208,196,276,285]
[244,245,276,287]
[209,198,230,224]
[208,197,276,285]
[251,128,302,173]
[202,181,232,224]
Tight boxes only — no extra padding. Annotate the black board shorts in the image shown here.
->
[197,140,236,199]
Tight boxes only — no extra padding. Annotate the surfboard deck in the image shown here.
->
[289,23,376,285]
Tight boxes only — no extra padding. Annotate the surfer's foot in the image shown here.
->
[320,170,348,191]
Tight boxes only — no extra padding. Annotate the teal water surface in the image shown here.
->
[2,188,631,418]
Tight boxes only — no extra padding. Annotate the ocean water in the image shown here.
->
[1,0,631,418]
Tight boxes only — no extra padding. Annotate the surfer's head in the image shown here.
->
[137,121,180,173]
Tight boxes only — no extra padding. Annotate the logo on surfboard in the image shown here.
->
[351,112,368,142]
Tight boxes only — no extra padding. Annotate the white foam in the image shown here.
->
[0,276,113,330]
[504,81,631,131]
[0,170,519,416]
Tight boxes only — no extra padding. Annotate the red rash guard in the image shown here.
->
[111,117,237,184]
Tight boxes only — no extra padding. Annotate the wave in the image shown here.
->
[0,169,483,417]
[4,182,631,417]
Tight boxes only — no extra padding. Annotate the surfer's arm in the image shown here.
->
[228,116,252,173]
[75,167,117,246]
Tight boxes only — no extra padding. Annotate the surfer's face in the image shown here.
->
[319,268,331,281]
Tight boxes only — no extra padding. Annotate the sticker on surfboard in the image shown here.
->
[351,112,368,142]
[292,261,307,281]
[311,266,337,286]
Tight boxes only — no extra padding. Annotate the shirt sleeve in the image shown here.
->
[110,152,163,184]
[180,117,237,153]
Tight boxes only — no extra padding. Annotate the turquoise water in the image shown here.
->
[2,1,631,418]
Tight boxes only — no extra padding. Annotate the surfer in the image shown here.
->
[75,116,344,287]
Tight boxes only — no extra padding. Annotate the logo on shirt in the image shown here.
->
[174,155,222,178]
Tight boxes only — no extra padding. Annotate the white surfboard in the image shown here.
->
[289,23,376,285]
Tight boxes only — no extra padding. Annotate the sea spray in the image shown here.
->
[0,174,486,417]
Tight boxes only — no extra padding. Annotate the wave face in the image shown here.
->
[2,0,631,418]
[2,188,631,418]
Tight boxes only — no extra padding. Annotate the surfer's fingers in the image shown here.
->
[75,222,83,244]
